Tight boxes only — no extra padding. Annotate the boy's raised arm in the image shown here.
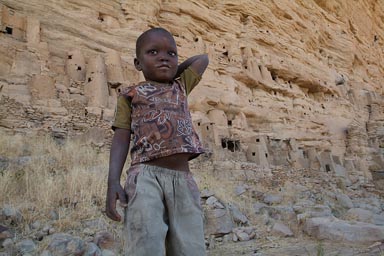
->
[175,54,209,78]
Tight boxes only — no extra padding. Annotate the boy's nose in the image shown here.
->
[158,52,169,61]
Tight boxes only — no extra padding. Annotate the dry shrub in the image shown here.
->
[0,130,112,230]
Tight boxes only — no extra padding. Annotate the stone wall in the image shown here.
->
[0,0,383,183]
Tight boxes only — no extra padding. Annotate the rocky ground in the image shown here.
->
[208,238,384,256]
[1,155,384,255]
[199,160,384,256]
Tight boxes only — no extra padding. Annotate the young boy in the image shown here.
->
[105,27,209,256]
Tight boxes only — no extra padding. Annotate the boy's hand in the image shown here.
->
[105,183,128,221]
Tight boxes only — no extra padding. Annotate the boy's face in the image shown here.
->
[134,31,178,83]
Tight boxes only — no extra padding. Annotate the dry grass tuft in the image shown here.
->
[0,130,110,232]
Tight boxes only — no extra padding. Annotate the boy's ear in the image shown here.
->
[134,58,142,71]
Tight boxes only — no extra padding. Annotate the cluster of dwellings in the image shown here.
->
[2,5,382,181]
[192,95,384,182]
[66,49,121,110]
[0,4,40,44]
[193,116,349,174]
[0,4,120,43]
[0,4,128,114]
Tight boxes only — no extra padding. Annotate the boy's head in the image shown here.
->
[134,28,178,83]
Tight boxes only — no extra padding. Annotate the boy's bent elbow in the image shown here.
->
[201,53,209,63]
[193,54,209,76]
[198,54,209,68]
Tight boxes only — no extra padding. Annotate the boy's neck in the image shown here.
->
[144,80,173,86]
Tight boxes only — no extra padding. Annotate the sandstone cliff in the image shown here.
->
[1,0,384,254]
[1,0,383,185]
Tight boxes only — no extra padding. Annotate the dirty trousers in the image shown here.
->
[123,164,206,256]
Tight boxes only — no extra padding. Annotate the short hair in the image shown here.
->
[135,27,174,57]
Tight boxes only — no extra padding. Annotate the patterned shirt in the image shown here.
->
[113,67,205,165]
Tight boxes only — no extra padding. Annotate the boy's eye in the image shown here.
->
[168,51,177,57]
[148,50,158,55]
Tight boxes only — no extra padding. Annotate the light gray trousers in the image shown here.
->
[123,164,206,256]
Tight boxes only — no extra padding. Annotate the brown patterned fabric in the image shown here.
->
[114,68,205,164]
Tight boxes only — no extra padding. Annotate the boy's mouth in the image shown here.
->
[157,64,171,69]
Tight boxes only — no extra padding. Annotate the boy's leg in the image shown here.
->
[123,165,168,256]
[163,170,206,256]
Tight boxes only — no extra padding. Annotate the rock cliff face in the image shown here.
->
[1,1,384,254]
[0,0,383,181]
